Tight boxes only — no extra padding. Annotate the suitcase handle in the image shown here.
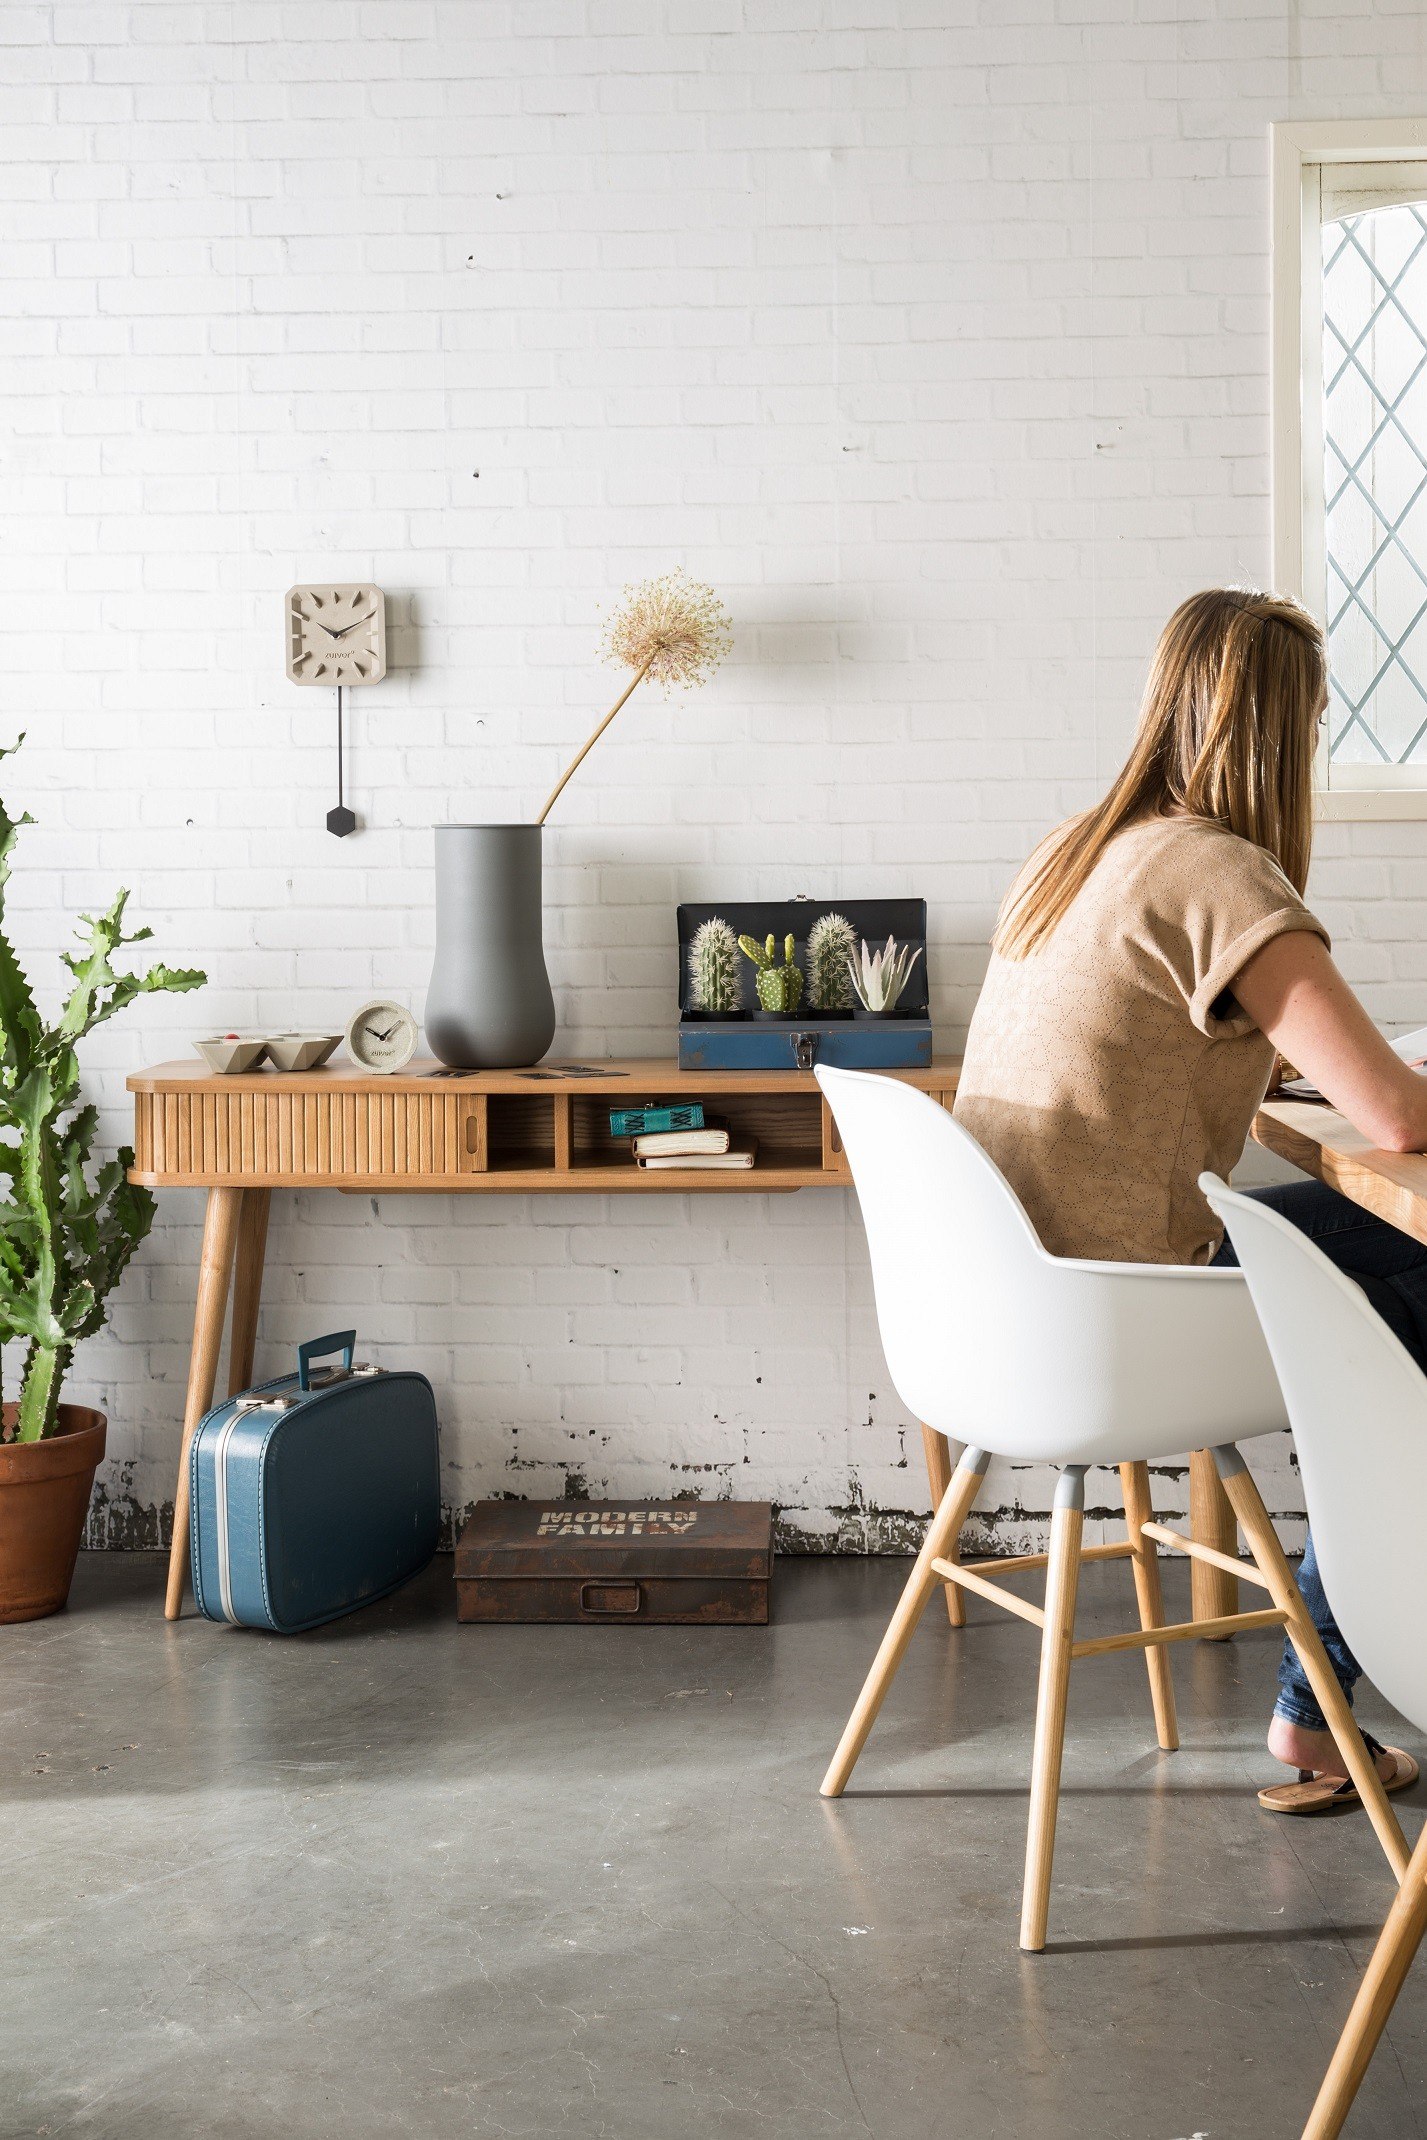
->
[297,1329,357,1391]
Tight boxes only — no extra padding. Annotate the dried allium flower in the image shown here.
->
[600,569,733,694]
[537,570,733,823]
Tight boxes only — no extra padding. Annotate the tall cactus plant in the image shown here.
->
[687,916,741,1014]
[806,912,856,1012]
[0,740,205,1441]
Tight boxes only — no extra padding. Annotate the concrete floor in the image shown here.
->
[3,1557,1425,2140]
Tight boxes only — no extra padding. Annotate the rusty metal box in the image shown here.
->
[454,1499,772,1625]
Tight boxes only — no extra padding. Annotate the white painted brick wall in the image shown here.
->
[6,0,1426,1553]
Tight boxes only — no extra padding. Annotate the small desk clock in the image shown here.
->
[345,999,418,1074]
[284,584,387,837]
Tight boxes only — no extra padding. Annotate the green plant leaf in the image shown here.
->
[0,741,206,1434]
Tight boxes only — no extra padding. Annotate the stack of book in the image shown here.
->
[609,1104,756,1172]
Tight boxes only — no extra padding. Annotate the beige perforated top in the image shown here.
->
[952,815,1328,1266]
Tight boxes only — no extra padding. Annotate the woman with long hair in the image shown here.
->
[955,588,1425,1811]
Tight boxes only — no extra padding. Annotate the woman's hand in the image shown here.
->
[1234,931,1427,1153]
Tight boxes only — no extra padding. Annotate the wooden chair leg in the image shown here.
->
[821,1449,988,1799]
[920,1424,965,1627]
[1302,1824,1427,2140]
[1120,1460,1179,1752]
[163,1186,243,1623]
[1190,1447,1240,1633]
[1020,1467,1085,1953]
[1215,1445,1410,1882]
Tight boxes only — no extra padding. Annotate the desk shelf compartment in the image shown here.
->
[468,1088,841,1189]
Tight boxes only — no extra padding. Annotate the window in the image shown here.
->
[1272,122,1427,816]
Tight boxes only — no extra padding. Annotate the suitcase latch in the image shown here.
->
[232,1394,296,1415]
[793,1031,818,1070]
[305,1361,379,1386]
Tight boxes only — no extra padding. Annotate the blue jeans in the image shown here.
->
[1211,1178,1427,1732]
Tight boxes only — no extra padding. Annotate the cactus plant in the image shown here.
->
[849,935,922,1015]
[806,912,856,1012]
[0,739,205,1442]
[738,932,804,1015]
[687,916,741,1014]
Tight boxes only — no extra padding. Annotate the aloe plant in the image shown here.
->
[738,932,804,1014]
[687,916,741,1013]
[849,935,922,1015]
[0,741,205,1441]
[806,912,856,1011]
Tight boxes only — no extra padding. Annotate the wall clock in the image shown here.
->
[284,584,388,838]
[345,999,419,1075]
[285,585,387,687]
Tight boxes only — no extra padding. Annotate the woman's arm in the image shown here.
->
[1233,930,1427,1153]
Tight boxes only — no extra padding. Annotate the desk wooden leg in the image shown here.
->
[1190,1448,1239,1635]
[164,1186,243,1622]
[226,1189,271,1398]
[920,1424,965,1626]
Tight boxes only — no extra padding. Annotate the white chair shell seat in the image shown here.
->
[825,1063,1287,1462]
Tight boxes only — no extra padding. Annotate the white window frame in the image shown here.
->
[1272,118,1427,818]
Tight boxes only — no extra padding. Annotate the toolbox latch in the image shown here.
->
[792,1031,818,1071]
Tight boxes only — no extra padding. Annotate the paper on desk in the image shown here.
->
[1276,1024,1427,1103]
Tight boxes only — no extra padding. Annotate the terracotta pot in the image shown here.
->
[0,1404,106,1622]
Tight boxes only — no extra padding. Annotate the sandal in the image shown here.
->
[1258,1731,1420,1816]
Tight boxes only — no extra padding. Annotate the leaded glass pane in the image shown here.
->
[1323,202,1427,765]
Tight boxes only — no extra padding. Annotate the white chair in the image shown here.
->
[816,1066,1409,1953]
[1202,1173,1427,2140]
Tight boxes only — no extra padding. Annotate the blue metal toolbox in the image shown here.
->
[676,898,932,1071]
[189,1331,440,1631]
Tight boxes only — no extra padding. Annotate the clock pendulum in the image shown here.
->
[328,685,356,839]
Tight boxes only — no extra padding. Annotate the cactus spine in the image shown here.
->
[806,912,856,1011]
[737,932,804,1014]
[687,916,741,1014]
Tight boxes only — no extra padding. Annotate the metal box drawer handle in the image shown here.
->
[793,1031,818,1069]
[579,1581,643,1616]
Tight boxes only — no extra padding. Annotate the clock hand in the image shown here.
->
[330,613,376,639]
[367,1022,399,1042]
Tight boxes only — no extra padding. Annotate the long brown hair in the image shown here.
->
[994,588,1327,960]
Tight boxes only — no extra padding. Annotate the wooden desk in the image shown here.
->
[130,1055,960,1617]
[1253,1096,1427,1248]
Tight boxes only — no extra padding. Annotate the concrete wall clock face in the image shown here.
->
[285,585,387,685]
[345,1000,417,1073]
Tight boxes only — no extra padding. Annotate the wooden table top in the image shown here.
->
[128,1055,963,1097]
[1252,1097,1427,1250]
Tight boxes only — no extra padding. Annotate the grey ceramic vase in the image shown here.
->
[424,824,556,1069]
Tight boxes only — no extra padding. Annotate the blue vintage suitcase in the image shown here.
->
[189,1331,440,1631]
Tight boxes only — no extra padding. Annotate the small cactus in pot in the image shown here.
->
[687,916,741,1015]
[806,912,856,1012]
[849,935,922,1015]
[738,932,804,1015]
